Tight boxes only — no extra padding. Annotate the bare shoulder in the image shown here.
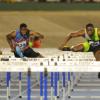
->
[7,31,16,38]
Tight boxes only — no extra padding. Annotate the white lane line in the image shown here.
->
[74,89,100,91]
[77,84,100,86]
[71,96,100,99]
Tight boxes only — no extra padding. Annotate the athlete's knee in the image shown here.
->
[71,46,78,52]
[71,44,84,52]
[15,46,24,58]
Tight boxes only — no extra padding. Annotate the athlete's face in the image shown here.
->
[20,27,28,35]
[86,26,94,36]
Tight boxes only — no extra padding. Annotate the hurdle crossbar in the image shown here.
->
[0,61,99,72]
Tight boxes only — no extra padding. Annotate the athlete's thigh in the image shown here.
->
[14,52,20,58]
[82,42,90,52]
[72,43,84,52]
[23,48,40,58]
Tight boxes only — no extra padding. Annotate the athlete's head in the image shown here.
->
[86,23,94,36]
[20,23,28,35]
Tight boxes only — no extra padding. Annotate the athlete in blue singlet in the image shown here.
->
[6,23,44,58]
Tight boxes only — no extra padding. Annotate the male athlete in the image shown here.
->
[59,23,100,77]
[6,23,44,58]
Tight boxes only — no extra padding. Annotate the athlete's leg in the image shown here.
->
[71,44,84,52]
[71,41,91,52]
[15,46,24,58]
[23,47,43,58]
[23,47,42,82]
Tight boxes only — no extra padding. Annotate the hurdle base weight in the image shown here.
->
[57,96,60,98]
[74,84,77,87]
[19,96,22,98]
[68,96,71,98]
[8,96,10,99]
[71,89,74,92]
[0,80,3,82]
[78,80,80,83]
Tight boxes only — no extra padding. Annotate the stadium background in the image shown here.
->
[0,0,100,48]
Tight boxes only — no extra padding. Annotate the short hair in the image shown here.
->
[20,23,27,29]
[86,23,94,29]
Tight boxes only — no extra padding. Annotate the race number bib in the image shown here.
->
[17,41,27,49]
[89,40,100,47]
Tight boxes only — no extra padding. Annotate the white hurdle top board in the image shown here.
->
[0,48,98,72]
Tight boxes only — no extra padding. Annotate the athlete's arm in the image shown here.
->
[6,31,16,51]
[30,31,44,39]
[59,30,85,50]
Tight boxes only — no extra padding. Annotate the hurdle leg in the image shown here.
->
[74,73,80,86]
[6,72,8,100]
[44,68,48,100]
[73,73,76,85]
[78,72,81,82]
[70,72,74,91]
[19,72,22,98]
[68,72,71,98]
[0,73,2,86]
[0,72,2,86]
[74,73,77,86]
[62,72,66,100]
[40,72,43,100]
[27,68,31,100]
[57,72,60,98]
[6,72,10,100]
[8,72,11,98]
[54,72,57,100]
[51,72,53,100]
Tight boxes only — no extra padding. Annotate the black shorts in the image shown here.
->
[89,45,100,54]
[14,47,40,58]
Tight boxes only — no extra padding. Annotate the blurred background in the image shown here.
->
[0,0,100,3]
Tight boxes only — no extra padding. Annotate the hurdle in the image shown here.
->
[0,49,65,100]
[0,48,68,99]
[0,48,98,100]
[0,57,99,100]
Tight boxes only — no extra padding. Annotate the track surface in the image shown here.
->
[0,11,100,48]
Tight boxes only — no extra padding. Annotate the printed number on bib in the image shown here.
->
[17,41,27,49]
[89,40,100,47]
